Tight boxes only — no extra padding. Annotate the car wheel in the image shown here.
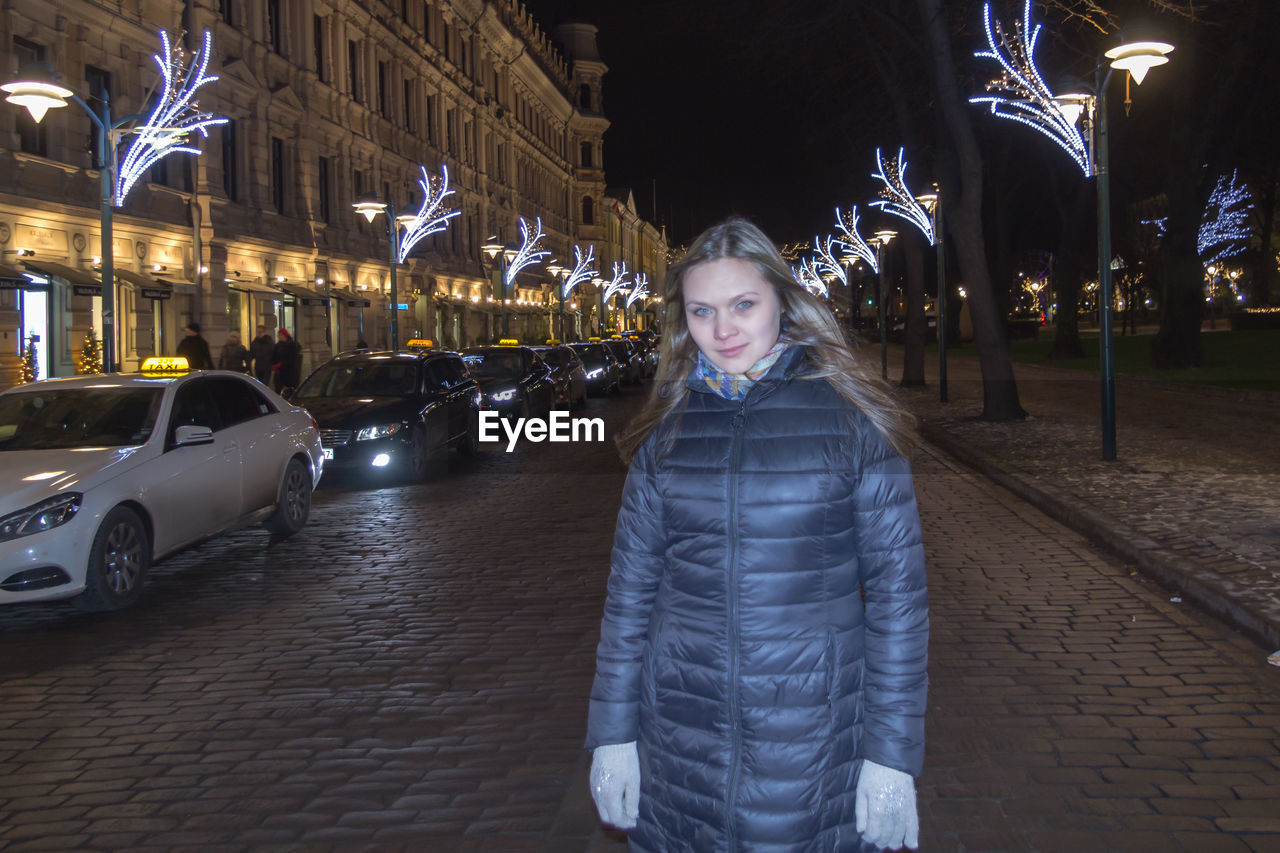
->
[265,457,312,536]
[458,414,481,457]
[74,506,150,611]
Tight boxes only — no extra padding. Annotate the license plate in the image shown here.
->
[322,448,334,460]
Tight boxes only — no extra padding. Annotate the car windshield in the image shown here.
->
[462,351,524,380]
[296,360,419,398]
[0,386,164,450]
[570,344,607,363]
[537,349,567,367]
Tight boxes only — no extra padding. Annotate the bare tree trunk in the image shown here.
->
[916,0,1025,419]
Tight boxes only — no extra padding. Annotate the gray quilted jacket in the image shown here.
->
[586,346,929,851]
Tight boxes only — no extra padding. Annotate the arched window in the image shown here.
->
[580,141,592,168]
[582,195,594,225]
[579,84,591,110]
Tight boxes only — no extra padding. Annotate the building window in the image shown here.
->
[150,156,168,187]
[271,137,286,214]
[422,1,431,41]
[580,141,592,169]
[348,40,361,103]
[314,15,327,83]
[442,20,451,61]
[267,0,282,55]
[85,65,111,166]
[220,0,235,26]
[403,80,413,130]
[579,84,591,111]
[582,196,594,225]
[221,121,238,201]
[318,156,331,223]
[446,108,456,155]
[426,94,438,144]
[378,61,389,117]
[13,38,47,156]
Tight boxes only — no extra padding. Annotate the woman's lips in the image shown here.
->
[719,344,747,359]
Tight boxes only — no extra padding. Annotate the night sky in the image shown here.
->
[520,0,904,248]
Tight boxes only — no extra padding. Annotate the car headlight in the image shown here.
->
[356,423,403,441]
[0,493,83,542]
[585,368,603,380]
[490,388,517,403]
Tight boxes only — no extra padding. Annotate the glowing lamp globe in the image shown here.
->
[352,192,387,223]
[2,63,73,124]
[1104,40,1174,85]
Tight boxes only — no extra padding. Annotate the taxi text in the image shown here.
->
[478,411,605,452]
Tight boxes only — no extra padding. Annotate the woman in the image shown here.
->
[586,217,928,851]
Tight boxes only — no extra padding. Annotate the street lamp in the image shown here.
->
[971,1,1173,460]
[352,165,457,352]
[484,217,549,341]
[2,30,225,371]
[872,230,897,381]
[916,189,947,402]
[549,245,597,341]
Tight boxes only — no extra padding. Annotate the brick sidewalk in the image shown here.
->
[892,350,1280,654]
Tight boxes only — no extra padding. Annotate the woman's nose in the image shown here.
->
[713,316,736,340]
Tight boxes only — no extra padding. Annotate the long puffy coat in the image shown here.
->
[586,346,928,851]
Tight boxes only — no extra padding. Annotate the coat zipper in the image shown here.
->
[725,396,748,849]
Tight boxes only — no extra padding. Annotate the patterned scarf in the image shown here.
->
[694,342,788,401]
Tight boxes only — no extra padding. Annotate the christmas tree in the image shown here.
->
[78,329,103,374]
[19,335,38,384]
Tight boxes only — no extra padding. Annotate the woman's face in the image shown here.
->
[683,258,782,374]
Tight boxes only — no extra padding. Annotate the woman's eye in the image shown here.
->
[691,306,711,317]
[737,300,754,310]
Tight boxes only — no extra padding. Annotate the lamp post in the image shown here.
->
[2,31,225,371]
[872,230,897,381]
[484,217,549,343]
[482,236,516,338]
[916,190,947,401]
[548,244,597,343]
[971,2,1172,461]
[353,165,457,352]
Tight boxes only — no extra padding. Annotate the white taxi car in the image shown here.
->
[0,358,323,610]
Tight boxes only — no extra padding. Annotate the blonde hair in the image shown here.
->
[615,216,916,464]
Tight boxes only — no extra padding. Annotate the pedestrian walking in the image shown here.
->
[175,321,213,370]
[250,325,275,384]
[218,330,251,373]
[586,217,929,851]
[271,327,302,393]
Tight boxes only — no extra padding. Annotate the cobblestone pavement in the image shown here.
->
[894,347,1280,650]
[3,364,1279,852]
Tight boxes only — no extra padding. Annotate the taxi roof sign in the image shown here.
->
[588,336,602,342]
[498,338,520,346]
[545,338,561,345]
[405,339,435,349]
[140,356,190,375]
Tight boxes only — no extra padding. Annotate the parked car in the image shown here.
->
[568,342,623,395]
[293,348,480,482]
[461,345,557,420]
[0,359,323,610]
[603,337,644,386]
[533,344,589,409]
[622,331,660,377]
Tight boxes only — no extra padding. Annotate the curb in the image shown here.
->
[920,422,1280,652]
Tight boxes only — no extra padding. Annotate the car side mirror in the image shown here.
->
[173,424,215,447]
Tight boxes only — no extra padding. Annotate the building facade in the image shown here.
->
[0,0,666,388]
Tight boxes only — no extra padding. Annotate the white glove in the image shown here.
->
[855,758,919,850]
[589,741,640,830]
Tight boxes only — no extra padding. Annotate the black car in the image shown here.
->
[603,338,644,386]
[461,345,556,419]
[293,349,481,481]
[532,344,589,409]
[568,342,622,395]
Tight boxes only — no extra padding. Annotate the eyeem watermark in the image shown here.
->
[478,410,605,452]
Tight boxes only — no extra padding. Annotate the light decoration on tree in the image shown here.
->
[19,335,38,384]
[396,165,460,263]
[779,241,811,262]
[870,147,936,245]
[970,1,1092,177]
[557,244,597,300]
[505,217,551,287]
[78,329,103,374]
[116,30,227,205]
[626,273,651,309]
[1198,170,1253,264]
[834,206,878,274]
[794,258,827,297]
[602,261,632,302]
[811,234,847,287]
